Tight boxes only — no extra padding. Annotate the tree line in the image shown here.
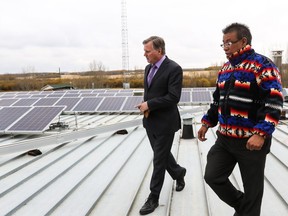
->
[1,66,287,91]
[0,69,218,91]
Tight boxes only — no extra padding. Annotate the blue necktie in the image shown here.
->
[147,65,157,86]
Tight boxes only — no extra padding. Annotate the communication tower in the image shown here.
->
[121,0,130,88]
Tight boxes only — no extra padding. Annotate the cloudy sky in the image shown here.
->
[0,0,287,74]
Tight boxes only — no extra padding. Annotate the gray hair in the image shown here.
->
[142,36,166,55]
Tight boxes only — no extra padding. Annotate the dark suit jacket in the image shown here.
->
[143,56,183,135]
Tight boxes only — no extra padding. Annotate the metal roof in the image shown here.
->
[0,103,287,215]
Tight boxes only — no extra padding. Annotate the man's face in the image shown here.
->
[222,31,247,57]
[143,41,162,64]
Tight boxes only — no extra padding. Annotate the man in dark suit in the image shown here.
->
[136,36,186,215]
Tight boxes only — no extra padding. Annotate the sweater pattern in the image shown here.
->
[202,45,283,138]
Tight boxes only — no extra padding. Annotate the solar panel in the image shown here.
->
[121,96,143,112]
[67,90,80,93]
[192,88,208,91]
[180,91,191,103]
[80,93,98,97]
[34,98,60,106]
[39,91,51,95]
[97,93,116,97]
[115,92,133,96]
[192,91,212,103]
[55,97,81,111]
[0,95,16,99]
[13,98,39,106]
[0,98,19,106]
[46,94,63,98]
[79,90,93,94]
[72,97,104,112]
[7,106,65,133]
[3,92,16,95]
[97,96,126,111]
[63,93,80,98]
[92,89,106,93]
[0,107,31,132]
[0,89,215,118]
[17,92,30,94]
[51,92,66,95]
[30,94,47,98]
[106,89,119,93]
[207,87,216,91]
[119,89,133,92]
[15,95,31,98]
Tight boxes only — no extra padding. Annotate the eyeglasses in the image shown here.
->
[220,39,241,48]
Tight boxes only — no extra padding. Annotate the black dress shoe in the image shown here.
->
[139,196,159,215]
[176,168,186,191]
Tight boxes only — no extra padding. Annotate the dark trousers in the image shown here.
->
[146,129,183,199]
[204,132,271,216]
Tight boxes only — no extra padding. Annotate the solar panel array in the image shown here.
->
[0,88,213,109]
[0,88,213,134]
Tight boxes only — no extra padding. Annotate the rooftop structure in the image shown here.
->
[0,89,287,216]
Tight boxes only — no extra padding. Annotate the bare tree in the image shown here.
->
[89,60,106,72]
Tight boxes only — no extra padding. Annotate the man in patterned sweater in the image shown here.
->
[197,23,283,216]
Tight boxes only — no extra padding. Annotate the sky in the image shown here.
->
[0,0,288,74]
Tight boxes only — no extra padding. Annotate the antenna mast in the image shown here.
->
[121,0,129,88]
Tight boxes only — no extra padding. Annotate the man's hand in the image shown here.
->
[136,102,149,114]
[198,125,208,141]
[246,134,265,151]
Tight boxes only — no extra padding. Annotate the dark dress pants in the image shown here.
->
[204,132,271,216]
[146,129,183,199]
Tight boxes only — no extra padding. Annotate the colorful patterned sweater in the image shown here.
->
[201,45,283,139]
